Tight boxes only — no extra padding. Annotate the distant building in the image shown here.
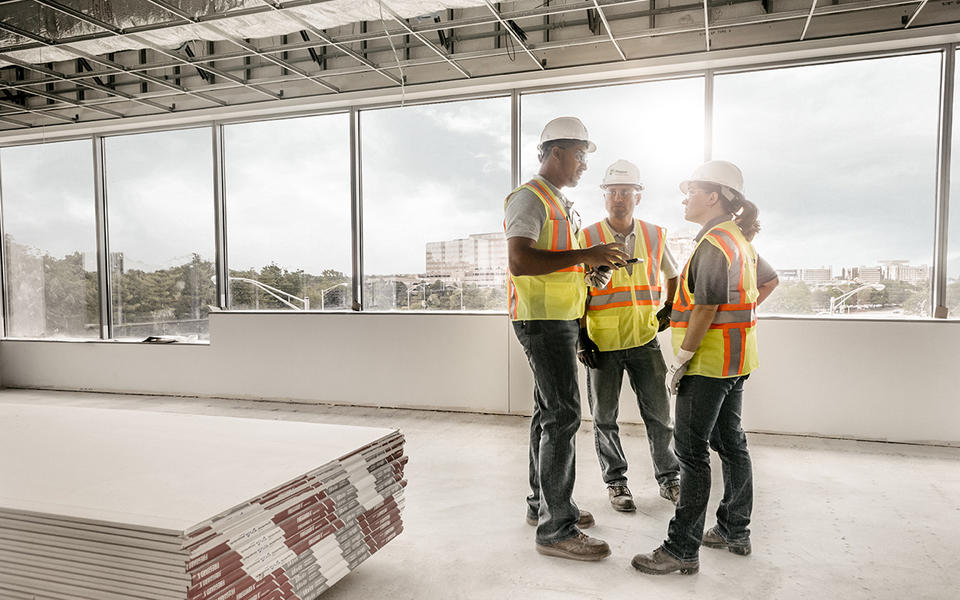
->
[800,268,832,284]
[666,232,697,266]
[776,269,800,281]
[425,232,507,288]
[881,260,930,284]
[855,267,883,284]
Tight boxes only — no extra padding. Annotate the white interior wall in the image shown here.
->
[2,313,957,445]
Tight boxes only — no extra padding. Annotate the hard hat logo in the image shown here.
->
[539,117,597,153]
[601,159,643,189]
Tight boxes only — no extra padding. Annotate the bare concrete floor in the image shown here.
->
[2,389,957,600]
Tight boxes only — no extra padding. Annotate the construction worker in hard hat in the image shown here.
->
[632,160,779,576]
[504,116,629,562]
[576,159,682,514]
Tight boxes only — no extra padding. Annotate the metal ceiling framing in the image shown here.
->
[0,0,956,130]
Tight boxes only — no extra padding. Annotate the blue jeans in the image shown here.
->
[513,319,583,545]
[586,337,680,488]
[663,374,753,561]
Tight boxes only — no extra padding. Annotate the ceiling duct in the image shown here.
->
[0,0,485,66]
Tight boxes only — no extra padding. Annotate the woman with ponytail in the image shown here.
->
[632,160,779,576]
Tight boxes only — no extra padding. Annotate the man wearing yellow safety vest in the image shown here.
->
[576,159,682,513]
[504,117,629,561]
[632,160,779,576]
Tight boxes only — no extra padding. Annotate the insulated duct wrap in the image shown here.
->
[0,0,486,66]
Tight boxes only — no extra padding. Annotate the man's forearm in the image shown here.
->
[664,277,679,306]
[509,246,585,276]
[680,304,719,353]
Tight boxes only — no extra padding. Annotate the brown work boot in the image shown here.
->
[527,509,595,529]
[659,480,680,505]
[631,546,699,575]
[608,485,637,512]
[702,526,751,556]
[536,532,611,561]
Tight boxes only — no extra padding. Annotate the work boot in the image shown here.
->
[527,509,595,529]
[607,485,637,512]
[659,480,680,505]
[631,546,699,575]
[536,532,611,561]
[702,525,751,556]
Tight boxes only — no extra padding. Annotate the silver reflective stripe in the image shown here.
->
[713,308,755,324]
[726,327,743,376]
[555,220,570,250]
[669,308,753,324]
[589,290,634,307]
[584,223,604,246]
[589,289,661,307]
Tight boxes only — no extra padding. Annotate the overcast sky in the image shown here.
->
[3,51,959,284]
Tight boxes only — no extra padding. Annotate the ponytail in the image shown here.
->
[721,190,760,241]
[699,182,762,241]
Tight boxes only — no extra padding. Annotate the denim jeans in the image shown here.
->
[513,319,583,545]
[663,374,753,561]
[586,337,680,488]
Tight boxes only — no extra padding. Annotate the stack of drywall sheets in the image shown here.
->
[0,403,408,600]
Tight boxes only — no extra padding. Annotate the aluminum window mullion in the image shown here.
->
[93,135,113,339]
[932,44,955,318]
[213,123,229,309]
[511,89,521,190]
[704,69,714,162]
[350,107,363,311]
[0,153,8,337]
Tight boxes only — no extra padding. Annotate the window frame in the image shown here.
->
[0,43,957,341]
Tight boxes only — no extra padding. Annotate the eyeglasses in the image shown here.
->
[559,146,588,164]
[604,189,641,199]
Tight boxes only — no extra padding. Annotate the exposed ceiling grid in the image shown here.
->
[0,0,957,130]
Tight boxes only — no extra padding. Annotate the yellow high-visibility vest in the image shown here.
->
[504,179,585,321]
[578,219,665,351]
[670,220,760,378]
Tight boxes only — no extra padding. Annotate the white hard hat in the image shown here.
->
[680,160,745,201]
[539,117,597,153]
[601,159,643,189]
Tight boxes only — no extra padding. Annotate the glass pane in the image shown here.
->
[714,54,941,318]
[361,97,511,311]
[1,140,99,338]
[948,50,960,318]
[521,78,705,265]
[104,128,215,340]
[224,114,352,311]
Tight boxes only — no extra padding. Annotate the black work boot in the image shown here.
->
[608,485,637,512]
[631,546,699,575]
[702,526,752,555]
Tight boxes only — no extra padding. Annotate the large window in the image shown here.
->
[947,50,960,318]
[223,114,352,311]
[361,97,511,311]
[2,50,959,332]
[521,78,705,264]
[714,54,942,318]
[1,140,99,338]
[103,128,216,339]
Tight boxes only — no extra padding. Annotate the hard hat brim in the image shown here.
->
[538,139,597,153]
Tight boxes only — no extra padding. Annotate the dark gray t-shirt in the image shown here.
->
[687,217,777,305]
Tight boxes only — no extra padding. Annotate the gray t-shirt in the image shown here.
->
[687,216,777,305]
[504,177,577,241]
